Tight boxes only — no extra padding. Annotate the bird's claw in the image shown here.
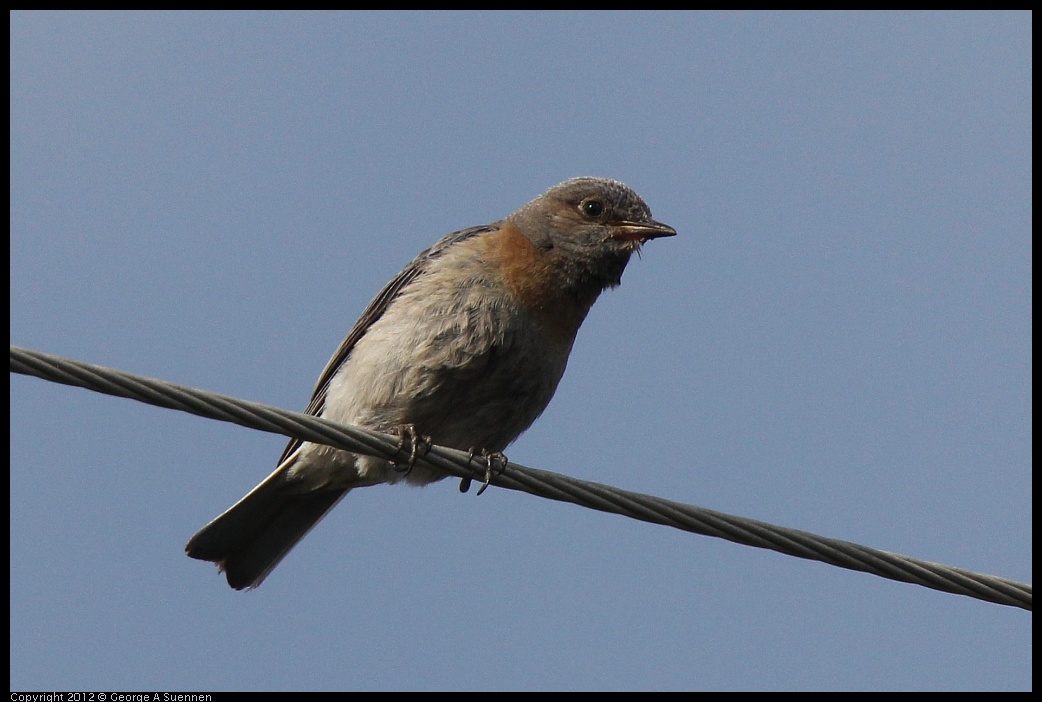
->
[461,448,508,495]
[390,424,431,475]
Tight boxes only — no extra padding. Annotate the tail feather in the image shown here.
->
[186,465,349,590]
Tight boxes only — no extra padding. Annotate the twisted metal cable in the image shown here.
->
[10,344,1031,611]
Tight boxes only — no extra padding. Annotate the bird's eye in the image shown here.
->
[581,199,605,218]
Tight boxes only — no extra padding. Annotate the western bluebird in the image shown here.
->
[186,177,676,589]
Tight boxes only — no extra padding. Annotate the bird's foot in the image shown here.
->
[390,424,432,475]
[460,448,508,496]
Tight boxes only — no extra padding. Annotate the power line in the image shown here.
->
[10,344,1031,611]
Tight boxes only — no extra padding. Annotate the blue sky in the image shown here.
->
[10,11,1031,691]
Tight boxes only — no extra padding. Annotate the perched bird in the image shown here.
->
[186,177,676,589]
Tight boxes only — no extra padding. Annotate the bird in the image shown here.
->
[185,177,676,589]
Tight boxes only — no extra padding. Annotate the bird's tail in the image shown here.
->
[185,459,350,590]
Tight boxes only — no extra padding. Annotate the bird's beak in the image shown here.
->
[610,218,677,243]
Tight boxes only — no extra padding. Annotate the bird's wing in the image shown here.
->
[276,223,499,464]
